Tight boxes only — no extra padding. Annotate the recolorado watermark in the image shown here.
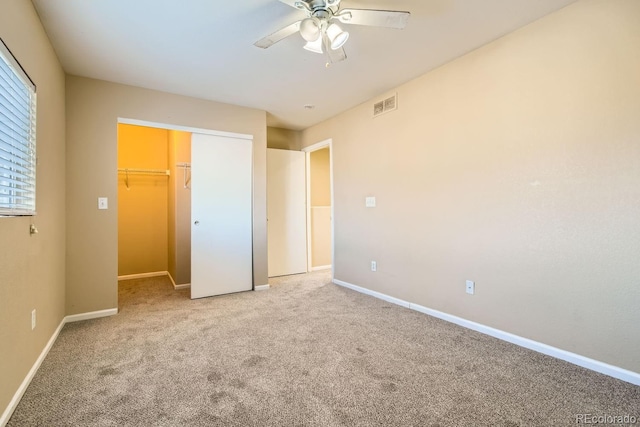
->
[576,414,637,424]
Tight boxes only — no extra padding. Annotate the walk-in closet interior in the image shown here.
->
[117,124,192,288]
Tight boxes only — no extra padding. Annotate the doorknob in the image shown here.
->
[194,220,200,225]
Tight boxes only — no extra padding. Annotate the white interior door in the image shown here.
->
[267,149,307,277]
[191,133,253,299]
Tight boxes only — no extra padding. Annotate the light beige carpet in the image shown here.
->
[8,271,639,426]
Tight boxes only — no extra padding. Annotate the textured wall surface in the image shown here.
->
[66,76,268,315]
[0,0,66,417]
[302,0,640,373]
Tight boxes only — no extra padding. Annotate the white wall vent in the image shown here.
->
[373,93,398,117]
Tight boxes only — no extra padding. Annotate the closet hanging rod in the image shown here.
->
[176,162,191,168]
[117,168,170,176]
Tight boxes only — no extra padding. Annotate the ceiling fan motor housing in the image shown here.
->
[295,0,340,14]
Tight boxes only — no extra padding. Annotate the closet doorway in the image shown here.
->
[117,124,185,286]
[117,121,254,301]
[303,139,333,275]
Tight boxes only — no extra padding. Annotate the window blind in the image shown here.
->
[0,38,36,216]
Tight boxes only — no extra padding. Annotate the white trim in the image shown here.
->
[167,272,177,288]
[65,308,118,323]
[333,279,410,308]
[302,139,332,153]
[305,150,312,272]
[311,265,332,271]
[332,278,640,386]
[254,284,270,291]
[117,118,253,141]
[166,273,191,290]
[0,319,65,426]
[118,271,168,281]
[118,271,190,290]
[2,307,120,425]
[167,271,176,289]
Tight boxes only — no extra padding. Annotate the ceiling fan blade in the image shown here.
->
[278,0,309,11]
[254,21,301,49]
[337,9,410,29]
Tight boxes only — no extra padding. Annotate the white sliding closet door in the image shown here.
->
[191,133,253,299]
[267,149,307,277]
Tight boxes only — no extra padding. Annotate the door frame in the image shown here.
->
[116,117,255,296]
[302,138,334,279]
[118,118,252,140]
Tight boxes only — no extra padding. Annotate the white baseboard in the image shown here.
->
[332,278,640,387]
[120,271,189,290]
[311,265,331,272]
[0,318,66,426]
[117,271,168,281]
[166,273,190,290]
[1,307,119,425]
[65,308,118,323]
[167,273,177,288]
[254,284,270,291]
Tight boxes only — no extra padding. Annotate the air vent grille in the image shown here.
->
[374,101,384,116]
[373,93,398,117]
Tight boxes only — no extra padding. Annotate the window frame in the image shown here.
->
[0,37,37,217]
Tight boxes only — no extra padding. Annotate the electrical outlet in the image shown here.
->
[31,309,36,330]
[365,197,376,208]
[466,280,475,295]
[371,261,377,272]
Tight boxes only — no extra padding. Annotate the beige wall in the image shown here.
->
[117,124,169,276]
[66,76,268,315]
[267,127,301,150]
[310,148,332,267]
[0,0,66,417]
[302,0,640,373]
[311,208,331,267]
[310,148,331,206]
[168,130,192,285]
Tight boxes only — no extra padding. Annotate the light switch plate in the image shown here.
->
[365,196,376,208]
[98,197,108,210]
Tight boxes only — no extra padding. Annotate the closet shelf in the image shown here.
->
[118,168,170,176]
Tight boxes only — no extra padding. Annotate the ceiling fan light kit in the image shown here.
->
[326,23,349,50]
[303,37,324,54]
[300,17,321,41]
[255,0,410,64]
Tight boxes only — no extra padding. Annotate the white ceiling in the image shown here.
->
[31,0,577,130]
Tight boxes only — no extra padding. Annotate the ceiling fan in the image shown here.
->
[255,0,410,64]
